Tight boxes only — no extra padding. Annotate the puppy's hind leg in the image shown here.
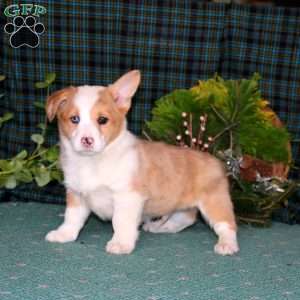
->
[197,180,239,256]
[143,209,198,233]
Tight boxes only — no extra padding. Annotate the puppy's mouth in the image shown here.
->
[76,147,104,156]
[77,142,107,156]
[78,150,97,156]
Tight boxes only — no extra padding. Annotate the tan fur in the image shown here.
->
[47,87,126,145]
[46,87,77,122]
[133,140,236,230]
[46,86,79,138]
[58,103,79,138]
[90,89,125,144]
[45,70,238,255]
[108,69,141,115]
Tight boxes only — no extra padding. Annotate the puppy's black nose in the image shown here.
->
[81,136,94,147]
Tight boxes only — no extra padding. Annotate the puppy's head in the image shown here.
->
[46,70,141,155]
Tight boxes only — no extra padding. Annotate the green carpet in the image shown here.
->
[0,202,299,300]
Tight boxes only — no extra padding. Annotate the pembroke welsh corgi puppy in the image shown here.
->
[45,70,239,256]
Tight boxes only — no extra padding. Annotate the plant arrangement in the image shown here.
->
[0,73,62,189]
[146,74,298,225]
[0,73,298,225]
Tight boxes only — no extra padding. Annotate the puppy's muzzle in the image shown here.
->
[81,136,94,148]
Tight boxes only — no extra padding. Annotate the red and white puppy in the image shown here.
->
[45,70,239,255]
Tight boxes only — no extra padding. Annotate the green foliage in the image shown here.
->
[34,101,46,110]
[35,72,56,89]
[147,90,204,143]
[147,74,290,163]
[0,143,61,189]
[146,74,296,226]
[31,133,45,145]
[0,112,14,128]
[0,75,7,99]
[0,72,63,189]
[239,122,290,162]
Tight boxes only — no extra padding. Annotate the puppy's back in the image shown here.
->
[132,140,228,216]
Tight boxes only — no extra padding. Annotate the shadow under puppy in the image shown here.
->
[45,70,239,255]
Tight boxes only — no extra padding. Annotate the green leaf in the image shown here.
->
[43,146,59,162]
[15,150,28,160]
[31,134,44,145]
[0,75,6,81]
[0,160,22,172]
[37,123,46,131]
[0,112,14,128]
[0,160,11,171]
[5,175,17,189]
[34,101,46,109]
[35,81,49,89]
[15,169,33,183]
[34,166,51,187]
[51,169,63,182]
[0,175,9,188]
[11,160,23,172]
[35,73,56,89]
[45,73,56,85]
[2,113,13,121]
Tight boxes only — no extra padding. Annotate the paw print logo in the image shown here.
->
[4,16,45,48]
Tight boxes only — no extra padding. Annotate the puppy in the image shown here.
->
[45,70,239,256]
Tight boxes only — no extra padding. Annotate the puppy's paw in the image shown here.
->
[45,228,77,243]
[142,216,168,233]
[142,221,160,233]
[214,241,239,256]
[106,239,135,255]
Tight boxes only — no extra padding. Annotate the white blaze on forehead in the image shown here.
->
[74,86,106,124]
[70,85,107,153]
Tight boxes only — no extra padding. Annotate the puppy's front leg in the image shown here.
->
[106,191,145,255]
[45,190,90,243]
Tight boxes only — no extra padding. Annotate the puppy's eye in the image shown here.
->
[98,116,109,125]
[70,115,80,124]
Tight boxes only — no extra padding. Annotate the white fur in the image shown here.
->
[46,89,144,254]
[213,222,239,255]
[60,124,138,195]
[71,86,106,154]
[45,200,90,243]
[143,211,197,233]
[106,191,145,254]
[45,75,238,256]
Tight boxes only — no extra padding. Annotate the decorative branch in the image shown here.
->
[176,112,214,152]
[210,104,228,124]
[212,122,239,141]
[142,130,153,141]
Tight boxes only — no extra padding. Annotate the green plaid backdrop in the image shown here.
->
[0,1,300,220]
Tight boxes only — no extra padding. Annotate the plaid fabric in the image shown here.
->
[0,1,299,209]
[220,5,300,179]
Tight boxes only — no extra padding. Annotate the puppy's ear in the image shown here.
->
[46,87,75,121]
[108,70,141,114]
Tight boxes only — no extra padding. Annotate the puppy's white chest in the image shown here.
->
[85,187,114,220]
[64,144,138,195]
[64,157,115,194]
